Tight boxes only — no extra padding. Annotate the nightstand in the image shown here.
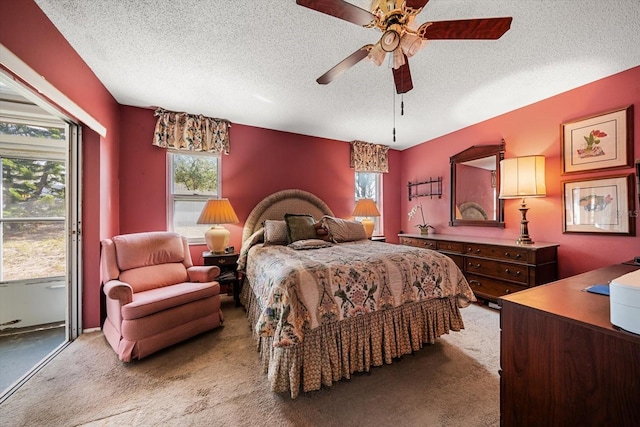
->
[202,251,241,307]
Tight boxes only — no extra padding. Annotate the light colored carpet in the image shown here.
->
[0,298,500,427]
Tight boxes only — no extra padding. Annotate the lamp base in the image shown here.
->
[204,225,230,253]
[516,200,534,245]
[361,218,375,238]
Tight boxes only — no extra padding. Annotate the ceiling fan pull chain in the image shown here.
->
[393,83,396,142]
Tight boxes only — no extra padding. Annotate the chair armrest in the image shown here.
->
[103,280,133,305]
[187,265,220,283]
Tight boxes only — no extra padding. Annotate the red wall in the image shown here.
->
[118,109,403,264]
[400,66,640,279]
[0,0,121,329]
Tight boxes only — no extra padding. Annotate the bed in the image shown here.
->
[239,189,476,398]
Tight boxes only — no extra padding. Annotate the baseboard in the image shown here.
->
[82,327,101,334]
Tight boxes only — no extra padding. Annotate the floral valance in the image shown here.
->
[350,141,389,173]
[152,108,230,154]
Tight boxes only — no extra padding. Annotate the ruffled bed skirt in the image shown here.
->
[241,281,465,399]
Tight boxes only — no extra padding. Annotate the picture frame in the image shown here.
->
[561,105,633,174]
[562,174,635,236]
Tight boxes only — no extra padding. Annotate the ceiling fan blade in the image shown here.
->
[418,17,513,40]
[405,0,431,10]
[316,45,373,85]
[296,0,375,26]
[392,56,413,94]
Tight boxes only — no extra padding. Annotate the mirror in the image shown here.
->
[450,142,505,227]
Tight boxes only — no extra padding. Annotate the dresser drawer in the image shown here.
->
[437,241,464,253]
[400,236,437,250]
[465,258,529,285]
[466,273,527,300]
[204,254,238,267]
[465,243,528,263]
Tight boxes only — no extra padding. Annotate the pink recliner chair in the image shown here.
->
[100,231,223,362]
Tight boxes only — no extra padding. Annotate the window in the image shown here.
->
[168,151,220,242]
[0,117,67,283]
[354,171,382,235]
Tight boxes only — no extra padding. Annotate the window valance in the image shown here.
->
[350,141,389,173]
[152,108,230,154]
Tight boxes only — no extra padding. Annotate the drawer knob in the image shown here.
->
[218,259,227,264]
[505,289,511,294]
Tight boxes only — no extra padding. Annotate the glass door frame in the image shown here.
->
[0,70,82,401]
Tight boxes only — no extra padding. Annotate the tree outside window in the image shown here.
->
[169,152,220,241]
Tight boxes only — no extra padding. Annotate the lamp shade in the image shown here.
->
[197,198,239,253]
[197,198,239,225]
[352,199,381,217]
[499,156,547,199]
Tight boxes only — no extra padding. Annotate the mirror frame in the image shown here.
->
[450,142,505,228]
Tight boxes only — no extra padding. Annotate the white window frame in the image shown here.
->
[167,151,221,244]
[354,171,383,236]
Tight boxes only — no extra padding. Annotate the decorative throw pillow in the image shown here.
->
[263,220,288,245]
[284,213,317,243]
[287,239,333,250]
[314,222,331,241]
[320,215,367,243]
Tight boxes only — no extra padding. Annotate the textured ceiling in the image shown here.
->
[34,0,640,150]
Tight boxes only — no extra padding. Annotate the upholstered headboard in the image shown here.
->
[241,189,334,243]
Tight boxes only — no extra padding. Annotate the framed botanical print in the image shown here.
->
[561,105,633,174]
[562,174,635,236]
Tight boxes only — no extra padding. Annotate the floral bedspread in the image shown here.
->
[245,240,475,347]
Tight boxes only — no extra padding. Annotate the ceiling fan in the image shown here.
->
[296,0,513,94]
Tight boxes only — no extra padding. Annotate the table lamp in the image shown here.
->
[352,198,380,238]
[197,198,239,253]
[499,156,546,244]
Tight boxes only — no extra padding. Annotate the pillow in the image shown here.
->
[314,222,331,241]
[287,239,333,250]
[320,215,368,243]
[263,220,288,245]
[284,213,317,243]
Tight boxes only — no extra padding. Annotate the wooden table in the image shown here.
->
[499,263,640,426]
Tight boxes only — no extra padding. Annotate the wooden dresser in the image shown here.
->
[499,264,640,426]
[398,233,558,302]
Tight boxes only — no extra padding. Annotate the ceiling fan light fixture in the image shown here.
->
[380,27,400,52]
[399,32,424,57]
[367,43,386,66]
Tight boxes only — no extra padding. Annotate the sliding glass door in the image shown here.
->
[0,76,80,399]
